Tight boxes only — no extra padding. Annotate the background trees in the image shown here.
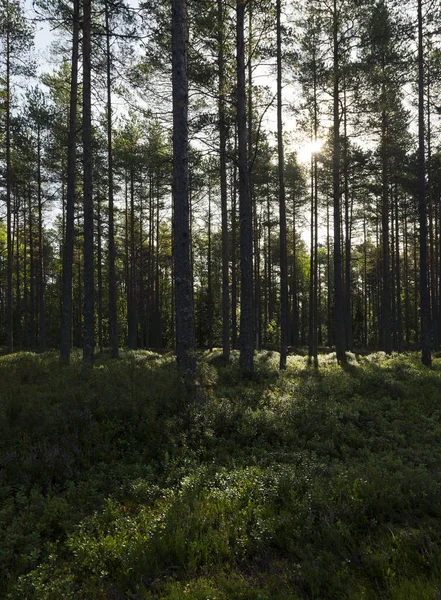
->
[0,0,439,369]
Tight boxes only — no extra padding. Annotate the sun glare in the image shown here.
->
[297,138,325,164]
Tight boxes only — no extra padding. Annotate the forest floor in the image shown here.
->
[1,350,441,599]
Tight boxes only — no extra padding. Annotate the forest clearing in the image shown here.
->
[1,350,441,599]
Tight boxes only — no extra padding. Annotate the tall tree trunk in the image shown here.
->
[60,0,79,363]
[82,0,95,363]
[217,0,230,361]
[237,0,254,374]
[208,181,213,351]
[29,184,36,348]
[292,194,299,346]
[97,193,103,352]
[6,23,13,353]
[231,158,238,349]
[381,108,392,353]
[105,0,119,358]
[172,0,196,379]
[417,0,431,366]
[395,185,402,352]
[128,168,138,349]
[332,0,346,363]
[277,0,288,369]
[343,86,353,351]
[14,197,21,348]
[308,155,314,361]
[37,125,46,352]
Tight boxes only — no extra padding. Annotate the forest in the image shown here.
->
[1,0,441,598]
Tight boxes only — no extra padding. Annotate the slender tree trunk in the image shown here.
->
[332,0,345,363]
[97,193,103,352]
[308,155,314,361]
[343,88,353,351]
[237,0,254,374]
[395,185,402,352]
[37,125,46,352]
[231,159,238,350]
[105,0,119,358]
[14,197,21,348]
[217,0,230,360]
[417,0,431,366]
[313,152,319,366]
[82,0,95,363]
[404,204,410,346]
[128,168,138,349]
[23,199,28,347]
[292,194,299,347]
[172,0,196,379]
[426,66,437,348]
[29,184,36,348]
[277,0,288,369]
[60,0,79,363]
[381,108,392,353]
[6,24,13,353]
[208,181,213,351]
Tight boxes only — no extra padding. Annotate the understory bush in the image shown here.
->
[1,350,441,598]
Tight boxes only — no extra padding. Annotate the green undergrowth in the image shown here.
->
[1,350,441,598]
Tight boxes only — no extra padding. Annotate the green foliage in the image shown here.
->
[1,352,441,598]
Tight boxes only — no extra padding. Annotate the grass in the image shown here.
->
[1,349,441,598]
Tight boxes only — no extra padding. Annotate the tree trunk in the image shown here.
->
[172,0,196,379]
[332,0,346,363]
[105,0,119,358]
[237,0,254,374]
[60,0,79,364]
[6,24,13,353]
[417,0,431,366]
[37,125,46,352]
[128,167,138,349]
[82,0,95,363]
[277,0,288,369]
[217,0,230,361]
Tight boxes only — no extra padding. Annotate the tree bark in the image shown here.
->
[6,23,13,353]
[217,0,230,361]
[332,0,346,363]
[236,0,254,374]
[82,0,95,363]
[277,0,288,369]
[172,0,196,379]
[417,0,431,366]
[105,0,119,358]
[60,0,79,364]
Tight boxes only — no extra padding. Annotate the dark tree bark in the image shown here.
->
[343,86,353,351]
[82,0,95,363]
[60,0,79,364]
[172,0,196,379]
[395,185,402,352]
[236,0,254,374]
[97,193,103,352]
[128,167,138,349]
[332,0,346,363]
[217,0,230,361]
[105,0,119,358]
[417,0,431,366]
[277,0,288,369]
[37,124,46,352]
[381,108,392,354]
[207,181,213,352]
[6,24,13,353]
[231,158,238,349]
